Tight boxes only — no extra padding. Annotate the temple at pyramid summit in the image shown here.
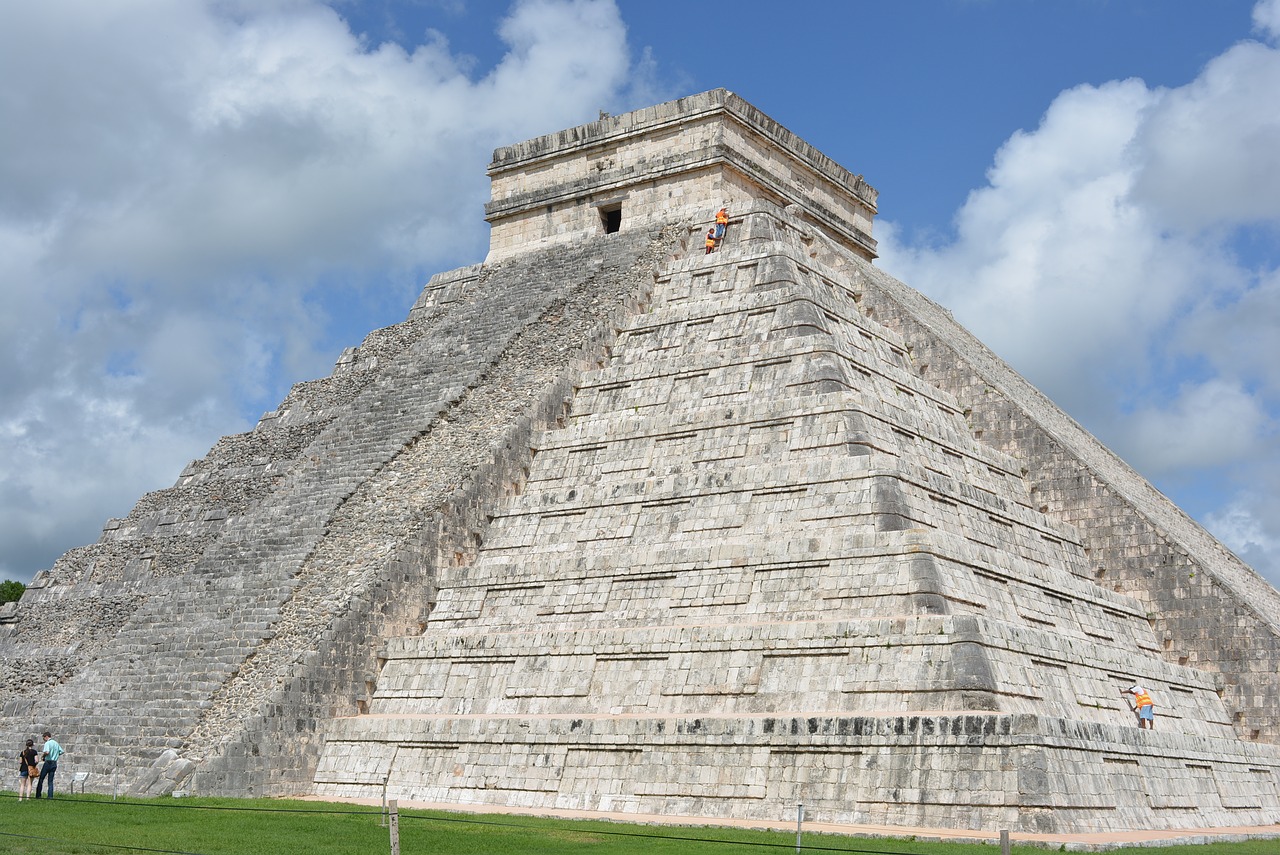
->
[3,89,1280,835]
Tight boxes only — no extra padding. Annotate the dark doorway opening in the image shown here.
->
[600,204,622,234]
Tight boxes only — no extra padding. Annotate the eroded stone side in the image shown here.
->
[0,224,683,796]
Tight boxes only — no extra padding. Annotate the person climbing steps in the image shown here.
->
[1123,684,1156,730]
[705,206,730,254]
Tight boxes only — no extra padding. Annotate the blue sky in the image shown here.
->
[2,0,1278,589]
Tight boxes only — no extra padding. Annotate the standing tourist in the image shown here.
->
[34,731,63,799]
[17,738,38,800]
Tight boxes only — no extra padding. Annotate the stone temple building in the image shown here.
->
[2,89,1279,835]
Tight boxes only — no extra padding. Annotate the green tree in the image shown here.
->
[0,579,25,604]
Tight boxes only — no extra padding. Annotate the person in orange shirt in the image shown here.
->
[705,227,717,254]
[713,207,729,240]
[1124,684,1155,729]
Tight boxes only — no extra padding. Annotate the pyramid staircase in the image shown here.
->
[314,206,1280,832]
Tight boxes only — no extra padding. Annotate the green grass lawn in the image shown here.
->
[0,793,1276,855]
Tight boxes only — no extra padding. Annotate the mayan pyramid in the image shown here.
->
[2,90,1279,835]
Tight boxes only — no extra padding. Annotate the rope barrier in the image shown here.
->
[0,791,944,855]
[0,829,211,855]
[398,808,938,854]
[0,790,378,816]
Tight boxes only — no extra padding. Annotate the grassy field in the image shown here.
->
[0,793,1277,855]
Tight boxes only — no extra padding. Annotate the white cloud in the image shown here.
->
[877,19,1280,588]
[1255,0,1280,40]
[1117,380,1269,476]
[879,80,1225,414]
[1207,494,1280,584]
[1181,268,1280,398]
[1130,41,1280,230]
[0,0,639,582]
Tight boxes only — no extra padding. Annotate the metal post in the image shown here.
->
[388,799,401,855]
[796,802,804,854]
[1000,829,1011,855]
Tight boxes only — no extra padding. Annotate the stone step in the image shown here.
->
[375,614,1224,729]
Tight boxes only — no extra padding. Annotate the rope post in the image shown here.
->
[388,799,401,855]
[796,802,804,854]
[380,774,389,827]
[381,744,401,829]
[1000,829,1011,855]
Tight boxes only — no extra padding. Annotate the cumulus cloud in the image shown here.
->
[1117,380,1270,476]
[0,0,640,582]
[878,80,1228,414]
[877,5,1280,588]
[1181,268,1280,398]
[1207,495,1280,584]
[1130,41,1280,230]
[1255,0,1280,39]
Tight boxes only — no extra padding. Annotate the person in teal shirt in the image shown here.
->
[34,731,63,799]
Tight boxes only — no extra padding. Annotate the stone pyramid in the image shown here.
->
[3,90,1279,835]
